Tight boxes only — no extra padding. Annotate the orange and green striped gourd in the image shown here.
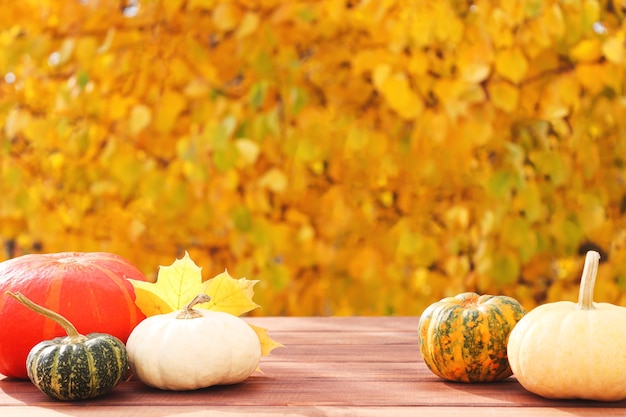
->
[418,292,526,383]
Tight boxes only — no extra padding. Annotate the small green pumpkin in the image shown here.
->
[418,292,526,382]
[6,292,128,401]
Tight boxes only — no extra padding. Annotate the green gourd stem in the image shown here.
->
[176,293,212,319]
[576,251,600,311]
[5,291,85,341]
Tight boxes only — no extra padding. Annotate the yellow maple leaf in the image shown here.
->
[129,251,205,316]
[129,253,282,358]
[248,323,285,357]
[202,271,260,316]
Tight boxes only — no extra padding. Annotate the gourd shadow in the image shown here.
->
[442,377,626,415]
[0,377,143,413]
[0,373,272,416]
[0,376,41,403]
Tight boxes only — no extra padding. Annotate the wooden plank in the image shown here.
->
[2,405,626,417]
[3,372,625,409]
[262,330,418,345]
[1,317,625,414]
[259,343,419,362]
[245,316,418,333]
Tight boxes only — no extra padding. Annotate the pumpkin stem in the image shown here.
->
[176,293,212,319]
[5,291,86,341]
[576,251,600,311]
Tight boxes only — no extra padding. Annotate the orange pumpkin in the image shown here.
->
[0,252,147,379]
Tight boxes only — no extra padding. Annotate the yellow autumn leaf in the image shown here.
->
[188,0,216,11]
[488,80,519,113]
[129,104,152,135]
[202,273,283,358]
[202,270,260,316]
[544,3,565,39]
[569,39,602,63]
[3,109,30,139]
[374,67,423,120]
[129,251,205,315]
[258,168,288,193]
[602,34,624,64]
[163,0,185,19]
[236,12,260,38]
[575,63,606,95]
[108,94,132,121]
[372,64,392,90]
[248,323,284,357]
[155,90,186,134]
[583,0,601,25]
[495,47,528,84]
[212,3,242,32]
[235,138,261,167]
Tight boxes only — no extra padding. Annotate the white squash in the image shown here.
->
[507,251,626,401]
[126,294,261,391]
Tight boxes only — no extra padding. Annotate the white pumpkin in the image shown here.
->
[126,294,261,391]
[507,251,626,401]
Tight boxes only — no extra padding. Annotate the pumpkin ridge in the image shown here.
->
[42,264,65,338]
[84,263,143,328]
[484,306,512,381]
[434,305,465,381]
[85,334,127,397]
[428,308,448,379]
[84,340,99,399]
[461,308,484,382]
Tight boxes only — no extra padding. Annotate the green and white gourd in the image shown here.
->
[6,292,128,401]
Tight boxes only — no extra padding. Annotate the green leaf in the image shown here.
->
[77,71,90,89]
[501,216,538,263]
[232,205,253,232]
[249,81,267,109]
[487,170,518,199]
[531,150,570,186]
[488,251,520,286]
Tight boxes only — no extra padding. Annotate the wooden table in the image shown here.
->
[1,317,625,416]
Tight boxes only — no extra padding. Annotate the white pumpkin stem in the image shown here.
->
[576,251,601,311]
[5,291,86,342]
[177,294,212,319]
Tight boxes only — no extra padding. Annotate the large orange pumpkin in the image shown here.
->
[0,252,147,379]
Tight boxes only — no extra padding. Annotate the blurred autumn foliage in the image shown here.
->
[2,0,626,316]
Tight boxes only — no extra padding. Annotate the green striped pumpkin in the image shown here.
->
[6,292,128,400]
[27,332,128,400]
[418,292,526,383]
